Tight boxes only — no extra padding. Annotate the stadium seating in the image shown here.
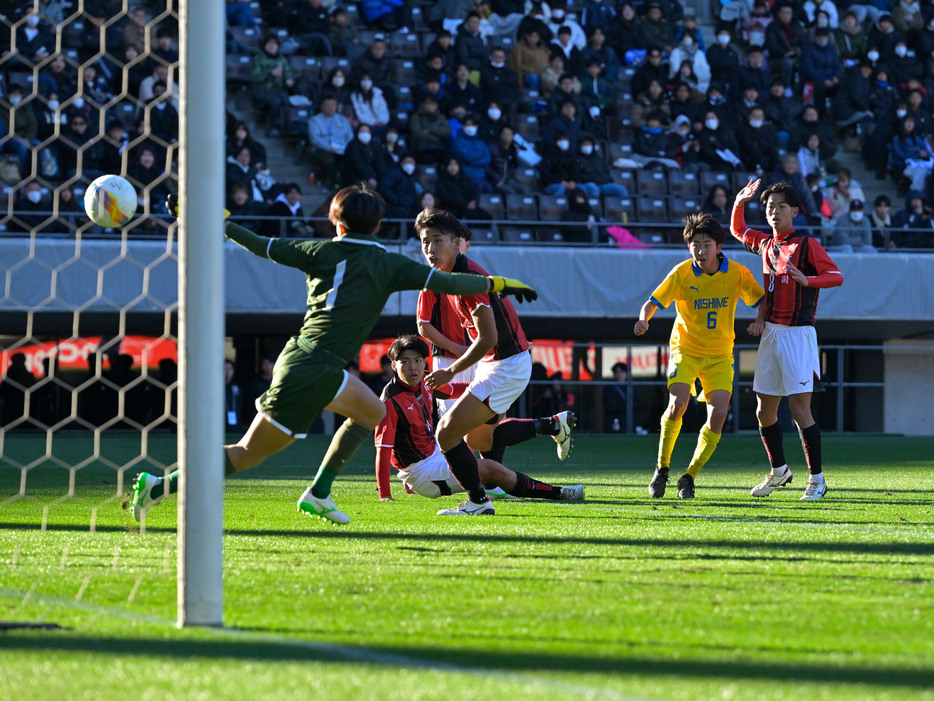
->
[478,193,505,219]
[505,194,539,222]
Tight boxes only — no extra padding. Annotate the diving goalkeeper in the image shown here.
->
[131,184,537,525]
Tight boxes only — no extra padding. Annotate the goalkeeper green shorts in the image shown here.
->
[257,336,347,438]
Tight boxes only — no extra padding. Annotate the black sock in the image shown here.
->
[759,421,786,469]
[534,416,559,436]
[491,418,538,448]
[480,445,505,491]
[442,440,485,502]
[508,471,562,500]
[480,446,506,465]
[798,423,822,474]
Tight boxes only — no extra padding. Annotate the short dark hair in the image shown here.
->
[682,212,724,245]
[414,207,473,242]
[759,181,802,209]
[329,184,385,235]
[612,362,629,374]
[388,334,430,361]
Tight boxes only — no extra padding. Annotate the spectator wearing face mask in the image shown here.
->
[800,28,842,115]
[477,102,510,143]
[735,106,780,174]
[577,136,629,198]
[886,39,925,87]
[668,26,711,92]
[8,181,47,233]
[706,27,741,93]
[481,46,519,107]
[350,72,390,134]
[828,199,877,252]
[805,0,840,29]
[867,14,903,63]
[540,131,580,195]
[695,110,741,171]
[378,155,422,221]
[379,127,408,168]
[340,124,384,189]
[448,114,493,193]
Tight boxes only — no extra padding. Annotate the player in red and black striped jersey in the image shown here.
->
[732,179,844,501]
[374,336,583,503]
[414,209,575,516]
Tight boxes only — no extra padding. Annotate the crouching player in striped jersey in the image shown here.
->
[732,179,843,501]
[636,213,765,499]
[415,208,574,516]
[375,335,584,504]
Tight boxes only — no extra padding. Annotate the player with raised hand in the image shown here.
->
[374,335,584,504]
[130,185,537,525]
[731,178,843,501]
[636,213,764,499]
[415,208,573,516]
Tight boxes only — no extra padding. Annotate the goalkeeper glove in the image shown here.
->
[166,194,230,219]
[488,276,538,303]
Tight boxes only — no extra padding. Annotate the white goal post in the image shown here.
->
[177,0,225,628]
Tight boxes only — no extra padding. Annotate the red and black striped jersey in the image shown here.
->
[448,254,530,361]
[416,288,469,360]
[732,211,843,327]
[374,376,465,498]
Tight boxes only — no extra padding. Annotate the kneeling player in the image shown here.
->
[375,335,584,505]
[634,213,764,499]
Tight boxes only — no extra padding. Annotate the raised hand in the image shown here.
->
[735,178,760,207]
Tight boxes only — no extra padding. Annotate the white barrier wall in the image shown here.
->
[884,340,934,436]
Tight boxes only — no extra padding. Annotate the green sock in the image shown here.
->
[311,419,372,498]
[657,415,683,470]
[686,426,721,478]
[150,470,180,500]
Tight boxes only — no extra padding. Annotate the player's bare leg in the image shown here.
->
[299,374,386,524]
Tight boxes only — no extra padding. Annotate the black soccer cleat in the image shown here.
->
[677,473,695,499]
[648,467,669,498]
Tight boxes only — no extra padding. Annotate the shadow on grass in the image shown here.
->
[2,521,930,556]
[1,633,932,690]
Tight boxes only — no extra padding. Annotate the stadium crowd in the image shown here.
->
[1,0,933,248]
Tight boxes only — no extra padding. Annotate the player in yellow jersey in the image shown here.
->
[634,213,765,499]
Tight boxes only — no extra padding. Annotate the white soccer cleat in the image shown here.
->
[132,472,165,522]
[750,467,793,497]
[297,488,351,525]
[800,477,828,501]
[553,411,576,461]
[436,498,495,516]
[559,484,585,502]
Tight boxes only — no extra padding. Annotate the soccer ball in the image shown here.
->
[84,174,138,228]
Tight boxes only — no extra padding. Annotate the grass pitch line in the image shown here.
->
[0,585,656,701]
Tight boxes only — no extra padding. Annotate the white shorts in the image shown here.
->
[754,322,820,397]
[433,355,477,418]
[465,350,532,415]
[396,448,463,498]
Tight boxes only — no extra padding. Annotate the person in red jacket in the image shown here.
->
[731,179,844,501]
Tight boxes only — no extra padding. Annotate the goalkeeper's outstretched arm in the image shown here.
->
[426,271,538,303]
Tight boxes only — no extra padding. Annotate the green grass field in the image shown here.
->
[1,432,933,701]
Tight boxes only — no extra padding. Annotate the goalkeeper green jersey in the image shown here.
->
[225,224,490,364]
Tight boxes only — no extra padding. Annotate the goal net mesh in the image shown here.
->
[0,1,181,541]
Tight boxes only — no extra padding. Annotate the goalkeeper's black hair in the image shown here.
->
[682,212,724,245]
[329,184,385,235]
[414,207,472,242]
[387,335,430,362]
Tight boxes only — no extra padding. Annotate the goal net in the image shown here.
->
[1,1,224,626]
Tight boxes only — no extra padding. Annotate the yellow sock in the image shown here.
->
[657,415,683,469]
[686,426,721,478]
